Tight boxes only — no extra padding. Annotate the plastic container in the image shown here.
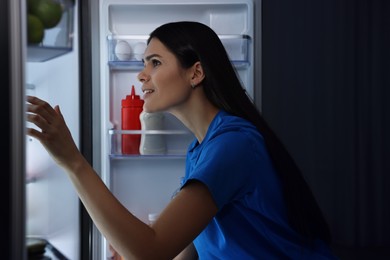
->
[27,0,75,62]
[121,85,144,154]
[139,111,166,155]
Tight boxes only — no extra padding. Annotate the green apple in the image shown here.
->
[28,0,63,29]
[27,14,45,44]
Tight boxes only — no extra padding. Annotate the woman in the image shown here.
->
[27,21,337,259]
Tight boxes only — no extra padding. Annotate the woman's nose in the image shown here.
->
[137,70,150,83]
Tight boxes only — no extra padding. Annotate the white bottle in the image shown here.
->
[139,111,166,155]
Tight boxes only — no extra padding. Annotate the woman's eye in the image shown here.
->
[151,59,161,67]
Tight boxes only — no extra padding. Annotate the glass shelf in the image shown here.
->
[106,34,250,70]
[110,154,187,160]
[108,129,194,158]
[27,3,75,62]
[109,129,192,135]
[108,60,249,70]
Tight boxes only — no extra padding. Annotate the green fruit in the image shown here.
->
[28,0,63,29]
[27,0,39,13]
[27,14,45,44]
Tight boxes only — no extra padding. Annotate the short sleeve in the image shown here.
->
[183,131,260,209]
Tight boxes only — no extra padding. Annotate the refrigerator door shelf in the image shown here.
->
[27,7,75,62]
[27,236,70,260]
[109,129,194,157]
[105,1,253,36]
[106,34,251,69]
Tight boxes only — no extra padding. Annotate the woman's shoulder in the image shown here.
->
[209,110,261,141]
[197,111,265,160]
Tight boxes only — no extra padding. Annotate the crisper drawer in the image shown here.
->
[106,34,251,69]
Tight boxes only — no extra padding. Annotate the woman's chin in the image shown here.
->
[143,106,163,114]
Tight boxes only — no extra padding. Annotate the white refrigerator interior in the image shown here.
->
[25,3,80,260]
[98,0,254,258]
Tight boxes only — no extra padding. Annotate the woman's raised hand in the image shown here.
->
[26,95,83,172]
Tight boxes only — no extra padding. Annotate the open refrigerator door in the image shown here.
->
[97,0,254,258]
[25,0,80,259]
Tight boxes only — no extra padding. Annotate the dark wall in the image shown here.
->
[260,0,390,257]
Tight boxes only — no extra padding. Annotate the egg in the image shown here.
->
[114,40,132,61]
[133,42,147,61]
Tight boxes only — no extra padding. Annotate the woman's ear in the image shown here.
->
[190,61,205,86]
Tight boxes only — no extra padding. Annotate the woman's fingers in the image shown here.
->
[26,96,59,142]
[26,95,57,125]
[26,96,67,137]
[26,107,48,132]
[25,95,81,169]
[26,127,42,140]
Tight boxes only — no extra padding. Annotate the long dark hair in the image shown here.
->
[148,21,331,245]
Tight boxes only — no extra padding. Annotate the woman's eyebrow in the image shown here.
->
[143,53,162,63]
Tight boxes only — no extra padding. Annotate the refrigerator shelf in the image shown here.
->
[27,4,75,62]
[106,34,250,68]
[109,129,194,157]
[26,176,39,184]
[26,236,69,260]
[109,154,187,160]
[109,129,192,135]
[108,59,250,70]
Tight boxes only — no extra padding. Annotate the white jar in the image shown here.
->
[139,111,166,155]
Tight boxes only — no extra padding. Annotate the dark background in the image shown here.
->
[3,0,389,259]
[258,0,390,259]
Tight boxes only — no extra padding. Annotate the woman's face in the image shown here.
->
[138,38,193,113]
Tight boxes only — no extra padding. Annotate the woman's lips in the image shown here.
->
[142,89,154,94]
[142,89,154,99]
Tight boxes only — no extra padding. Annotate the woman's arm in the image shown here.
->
[26,96,217,259]
[173,242,198,260]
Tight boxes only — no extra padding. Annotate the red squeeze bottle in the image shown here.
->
[121,85,144,154]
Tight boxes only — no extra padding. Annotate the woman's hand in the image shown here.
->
[26,95,83,172]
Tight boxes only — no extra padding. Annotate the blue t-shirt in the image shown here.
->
[180,110,337,259]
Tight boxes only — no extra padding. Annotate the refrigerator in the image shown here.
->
[96,0,256,258]
[5,0,260,259]
[6,0,91,259]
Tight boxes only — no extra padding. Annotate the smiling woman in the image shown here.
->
[26,21,338,259]
[138,38,204,116]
